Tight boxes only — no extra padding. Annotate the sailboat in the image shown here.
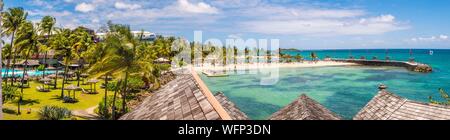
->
[429,50,434,55]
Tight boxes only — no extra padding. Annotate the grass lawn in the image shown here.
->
[2,78,110,120]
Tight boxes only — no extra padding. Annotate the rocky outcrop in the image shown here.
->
[413,64,432,73]
[333,59,433,73]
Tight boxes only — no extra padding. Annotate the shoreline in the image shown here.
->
[193,61,359,72]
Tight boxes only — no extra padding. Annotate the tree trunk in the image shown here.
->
[42,30,51,79]
[104,74,108,119]
[54,68,58,89]
[10,47,19,86]
[4,32,15,86]
[21,48,31,94]
[17,97,21,115]
[121,72,129,114]
[76,58,82,87]
[42,51,48,79]
[112,80,121,120]
[60,59,69,98]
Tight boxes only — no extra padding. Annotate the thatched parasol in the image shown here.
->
[87,79,100,93]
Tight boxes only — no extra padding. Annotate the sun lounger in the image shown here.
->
[36,86,50,92]
[81,88,98,94]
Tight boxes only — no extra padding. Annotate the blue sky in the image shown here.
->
[2,0,450,49]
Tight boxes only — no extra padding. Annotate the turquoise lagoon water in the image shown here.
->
[200,49,450,120]
[1,69,56,77]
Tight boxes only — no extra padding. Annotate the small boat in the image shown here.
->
[429,50,434,55]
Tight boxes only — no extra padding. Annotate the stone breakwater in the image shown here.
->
[331,59,432,73]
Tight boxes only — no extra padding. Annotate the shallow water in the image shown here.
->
[200,49,450,120]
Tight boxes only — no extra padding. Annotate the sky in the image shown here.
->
[2,0,450,50]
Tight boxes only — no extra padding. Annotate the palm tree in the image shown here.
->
[15,21,40,95]
[256,48,260,63]
[2,85,22,114]
[88,23,140,115]
[39,16,56,79]
[50,28,70,89]
[2,7,28,86]
[278,48,282,63]
[285,54,292,63]
[70,27,93,86]
[311,52,318,62]
[233,46,238,73]
[244,47,249,63]
[52,28,73,97]
[266,50,272,63]
[222,46,227,66]
[295,54,303,63]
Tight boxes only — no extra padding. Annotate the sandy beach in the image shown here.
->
[192,61,359,72]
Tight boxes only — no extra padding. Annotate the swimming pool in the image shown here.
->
[1,69,56,77]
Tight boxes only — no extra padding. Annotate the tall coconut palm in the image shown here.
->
[49,28,69,89]
[70,27,92,86]
[295,54,303,63]
[52,28,72,97]
[88,24,139,115]
[2,7,28,86]
[39,16,56,79]
[266,50,272,63]
[15,21,40,112]
[222,46,227,66]
[244,47,249,63]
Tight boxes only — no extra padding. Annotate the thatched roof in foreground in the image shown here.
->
[354,90,450,120]
[214,92,249,120]
[269,94,341,120]
[120,73,224,120]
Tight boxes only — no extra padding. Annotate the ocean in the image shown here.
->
[200,49,450,119]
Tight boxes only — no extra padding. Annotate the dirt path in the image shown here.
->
[72,105,99,120]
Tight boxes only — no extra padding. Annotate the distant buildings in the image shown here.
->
[95,30,156,42]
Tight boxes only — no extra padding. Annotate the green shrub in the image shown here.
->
[127,76,144,92]
[37,65,45,71]
[38,105,72,120]
[96,96,128,120]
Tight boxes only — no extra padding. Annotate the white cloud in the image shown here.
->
[75,2,95,13]
[173,0,219,14]
[114,2,142,10]
[240,5,365,20]
[410,35,449,42]
[241,14,407,35]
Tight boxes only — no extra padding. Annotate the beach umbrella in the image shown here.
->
[64,85,79,99]
[80,73,89,84]
[100,75,113,81]
[154,58,170,63]
[39,77,52,82]
[40,77,53,90]
[67,71,74,76]
[87,79,100,93]
[80,73,89,78]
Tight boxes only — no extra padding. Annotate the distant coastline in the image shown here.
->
[280,48,450,51]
